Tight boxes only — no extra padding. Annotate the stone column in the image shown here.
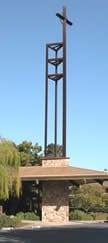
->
[42,157,69,167]
[42,158,69,224]
[42,180,69,224]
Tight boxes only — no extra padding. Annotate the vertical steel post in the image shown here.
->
[44,7,72,157]
[44,45,48,156]
[62,6,67,157]
[54,50,58,157]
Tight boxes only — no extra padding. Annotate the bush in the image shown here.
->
[95,213,108,220]
[16,212,25,220]
[16,212,40,221]
[24,212,39,221]
[90,212,96,220]
[0,215,20,229]
[69,210,93,221]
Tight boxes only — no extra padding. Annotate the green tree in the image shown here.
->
[46,143,63,157]
[0,139,21,200]
[17,141,42,166]
[70,183,105,212]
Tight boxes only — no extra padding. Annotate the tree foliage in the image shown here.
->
[17,141,42,166]
[0,139,21,199]
[46,143,63,157]
[70,183,105,212]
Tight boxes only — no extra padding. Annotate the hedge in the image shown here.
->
[69,210,108,221]
[0,215,20,229]
[69,210,93,221]
[16,212,40,221]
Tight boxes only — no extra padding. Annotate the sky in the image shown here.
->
[0,0,108,170]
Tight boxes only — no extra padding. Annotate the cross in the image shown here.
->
[44,7,72,158]
[56,6,72,157]
[56,7,72,26]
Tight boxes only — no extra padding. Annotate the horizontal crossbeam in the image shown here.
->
[48,73,63,81]
[48,57,63,66]
[56,13,72,26]
[47,42,63,51]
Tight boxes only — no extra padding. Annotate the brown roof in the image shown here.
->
[19,166,108,181]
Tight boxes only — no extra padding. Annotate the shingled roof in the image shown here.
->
[19,166,108,182]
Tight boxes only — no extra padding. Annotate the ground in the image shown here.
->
[0,223,108,243]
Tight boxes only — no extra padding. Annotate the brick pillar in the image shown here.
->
[42,158,69,224]
[42,157,69,167]
[42,180,69,224]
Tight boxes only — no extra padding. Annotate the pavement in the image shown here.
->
[0,222,108,243]
[16,219,107,229]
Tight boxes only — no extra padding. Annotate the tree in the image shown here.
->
[70,183,105,212]
[46,143,63,157]
[0,139,21,200]
[17,141,42,166]
[3,140,42,214]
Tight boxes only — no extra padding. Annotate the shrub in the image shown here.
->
[16,212,40,221]
[0,215,20,229]
[90,212,96,220]
[16,212,25,220]
[69,210,93,221]
[24,212,39,221]
[95,213,108,220]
